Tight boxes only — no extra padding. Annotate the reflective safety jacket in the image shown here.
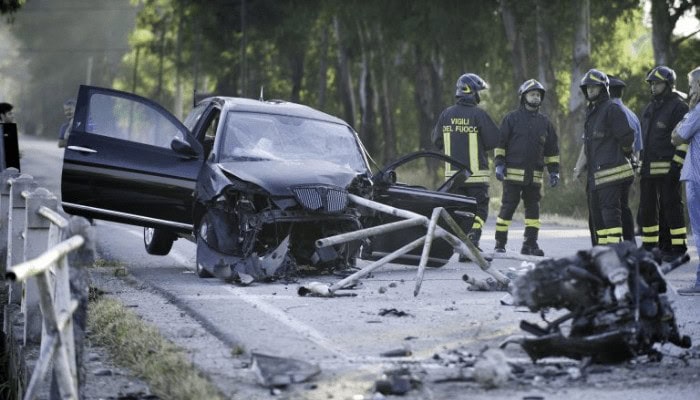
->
[583,94,635,189]
[640,92,689,177]
[494,106,560,186]
[431,97,500,186]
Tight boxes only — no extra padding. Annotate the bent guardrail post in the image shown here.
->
[6,235,84,400]
[414,208,442,297]
[22,188,58,345]
[0,167,20,276]
[55,216,94,400]
[7,174,34,305]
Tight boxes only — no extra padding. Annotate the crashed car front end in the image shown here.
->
[194,147,373,283]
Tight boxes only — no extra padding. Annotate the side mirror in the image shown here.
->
[171,137,199,158]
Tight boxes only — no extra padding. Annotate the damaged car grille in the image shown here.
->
[292,185,348,213]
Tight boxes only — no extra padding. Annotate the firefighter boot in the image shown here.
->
[494,230,507,253]
[521,226,544,256]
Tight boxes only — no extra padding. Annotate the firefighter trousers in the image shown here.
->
[639,177,687,253]
[591,182,630,245]
[587,182,635,246]
[452,184,489,248]
[495,182,541,246]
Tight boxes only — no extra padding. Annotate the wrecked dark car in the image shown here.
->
[61,85,476,282]
[504,242,691,363]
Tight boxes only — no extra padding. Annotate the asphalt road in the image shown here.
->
[18,134,700,400]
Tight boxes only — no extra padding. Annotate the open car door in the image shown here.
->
[368,151,477,265]
[61,85,203,233]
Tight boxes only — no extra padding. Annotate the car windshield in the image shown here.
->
[219,111,367,171]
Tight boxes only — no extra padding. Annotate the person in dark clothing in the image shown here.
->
[493,79,560,256]
[0,102,14,123]
[609,75,640,244]
[580,69,635,246]
[639,66,689,260]
[432,73,500,250]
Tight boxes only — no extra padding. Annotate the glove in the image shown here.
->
[495,164,506,181]
[549,172,560,187]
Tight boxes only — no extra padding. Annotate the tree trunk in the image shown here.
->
[500,0,527,89]
[650,0,673,66]
[289,53,304,103]
[564,0,590,174]
[376,25,396,163]
[174,6,184,120]
[317,25,328,109]
[357,21,377,156]
[333,16,357,128]
[535,0,558,124]
[413,44,443,179]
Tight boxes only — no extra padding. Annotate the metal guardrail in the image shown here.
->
[1,167,94,400]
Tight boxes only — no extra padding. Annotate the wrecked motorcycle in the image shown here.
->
[504,242,691,363]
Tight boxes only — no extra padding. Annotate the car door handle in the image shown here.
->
[66,145,98,154]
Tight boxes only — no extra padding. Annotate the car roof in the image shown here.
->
[200,97,349,126]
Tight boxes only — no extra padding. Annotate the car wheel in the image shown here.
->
[143,227,175,256]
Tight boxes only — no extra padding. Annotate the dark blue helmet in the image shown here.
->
[455,73,489,99]
[518,79,545,100]
[580,69,609,88]
[646,66,676,86]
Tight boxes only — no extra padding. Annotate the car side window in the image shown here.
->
[201,109,220,158]
[86,93,184,148]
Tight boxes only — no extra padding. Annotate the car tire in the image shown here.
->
[195,232,215,278]
[143,227,175,256]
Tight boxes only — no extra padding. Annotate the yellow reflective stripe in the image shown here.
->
[650,167,670,175]
[607,236,622,243]
[466,176,491,183]
[670,227,687,235]
[507,168,525,176]
[496,217,512,226]
[472,216,484,229]
[598,237,608,245]
[533,170,543,178]
[596,228,608,236]
[676,144,689,152]
[524,219,541,228]
[505,176,524,182]
[443,130,452,176]
[494,148,506,157]
[650,161,671,168]
[469,131,478,175]
[672,238,687,245]
[642,225,659,233]
[642,236,659,243]
[544,155,560,164]
[595,169,634,185]
[673,155,685,165]
[607,227,623,235]
[594,164,632,178]
[533,175,543,184]
[496,225,509,232]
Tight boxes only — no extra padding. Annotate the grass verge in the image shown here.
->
[88,296,224,400]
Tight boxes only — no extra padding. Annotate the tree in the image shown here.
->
[650,0,700,65]
[0,0,23,15]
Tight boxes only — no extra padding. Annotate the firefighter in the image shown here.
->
[432,73,500,249]
[672,66,700,295]
[608,75,641,244]
[580,69,635,246]
[639,66,689,260]
[493,79,560,256]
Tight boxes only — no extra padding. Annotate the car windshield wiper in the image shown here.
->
[225,155,271,162]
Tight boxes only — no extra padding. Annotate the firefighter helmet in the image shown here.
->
[580,69,609,101]
[646,66,676,86]
[455,73,489,101]
[518,79,545,99]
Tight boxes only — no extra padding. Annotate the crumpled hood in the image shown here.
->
[217,159,361,196]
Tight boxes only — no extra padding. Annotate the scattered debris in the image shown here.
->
[378,308,413,317]
[462,274,509,291]
[380,348,412,357]
[472,349,511,388]
[374,368,420,395]
[250,352,321,388]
